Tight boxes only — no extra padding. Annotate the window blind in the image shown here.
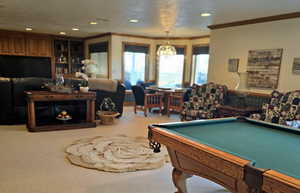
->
[192,46,209,55]
[89,42,108,53]
[124,44,149,54]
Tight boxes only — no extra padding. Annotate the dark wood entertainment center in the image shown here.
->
[0,29,84,78]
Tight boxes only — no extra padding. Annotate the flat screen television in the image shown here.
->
[0,55,51,78]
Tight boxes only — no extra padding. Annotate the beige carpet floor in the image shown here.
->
[0,107,227,193]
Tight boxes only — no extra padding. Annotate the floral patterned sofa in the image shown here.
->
[250,90,300,125]
[181,82,228,121]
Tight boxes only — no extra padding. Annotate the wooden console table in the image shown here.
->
[26,91,96,132]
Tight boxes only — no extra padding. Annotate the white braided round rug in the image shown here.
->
[65,135,169,172]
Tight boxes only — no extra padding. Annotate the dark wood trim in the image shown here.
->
[83,33,112,40]
[0,29,83,41]
[121,41,151,82]
[182,45,188,87]
[108,36,112,79]
[121,42,125,81]
[0,29,209,40]
[208,12,300,30]
[153,35,210,40]
[84,32,210,41]
[189,35,210,40]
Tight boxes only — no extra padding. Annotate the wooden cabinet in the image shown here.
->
[54,39,84,74]
[0,31,52,57]
[0,32,26,55]
[26,35,52,57]
[0,34,12,54]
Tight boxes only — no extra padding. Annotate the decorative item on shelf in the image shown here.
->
[56,110,72,123]
[157,31,176,56]
[75,72,88,81]
[81,59,97,78]
[59,53,67,63]
[55,73,65,86]
[97,97,119,125]
[78,81,89,93]
[79,86,89,93]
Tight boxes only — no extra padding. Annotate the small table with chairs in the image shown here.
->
[131,85,186,117]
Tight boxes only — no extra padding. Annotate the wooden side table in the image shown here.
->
[26,91,96,132]
[217,105,260,118]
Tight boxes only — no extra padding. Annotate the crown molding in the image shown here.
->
[208,11,300,30]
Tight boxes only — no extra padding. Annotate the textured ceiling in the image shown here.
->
[0,0,300,37]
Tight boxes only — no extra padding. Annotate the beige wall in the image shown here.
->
[84,35,210,83]
[209,18,300,93]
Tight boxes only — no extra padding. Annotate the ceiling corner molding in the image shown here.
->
[208,11,300,30]
[188,35,210,40]
[84,33,112,40]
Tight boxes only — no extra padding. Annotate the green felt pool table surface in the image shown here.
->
[155,118,300,181]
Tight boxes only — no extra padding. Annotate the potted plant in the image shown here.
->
[97,98,119,125]
[78,81,89,93]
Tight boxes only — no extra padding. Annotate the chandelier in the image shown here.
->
[157,31,176,56]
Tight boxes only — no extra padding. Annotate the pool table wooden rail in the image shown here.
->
[148,125,252,193]
[149,123,300,193]
[263,170,300,193]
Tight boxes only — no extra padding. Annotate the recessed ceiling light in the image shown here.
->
[25,27,32,31]
[59,32,66,35]
[72,28,79,31]
[89,21,98,25]
[129,19,139,23]
[201,13,211,17]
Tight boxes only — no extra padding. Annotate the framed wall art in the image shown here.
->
[292,58,300,75]
[228,58,239,72]
[247,48,283,89]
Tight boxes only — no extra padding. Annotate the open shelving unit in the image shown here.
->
[54,39,84,75]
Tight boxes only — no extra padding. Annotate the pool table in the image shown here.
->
[148,117,300,193]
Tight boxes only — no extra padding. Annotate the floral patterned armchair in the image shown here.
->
[181,82,228,121]
[250,90,300,125]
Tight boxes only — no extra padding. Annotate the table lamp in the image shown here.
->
[235,72,248,90]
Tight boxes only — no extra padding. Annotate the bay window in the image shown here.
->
[123,43,149,89]
[89,42,109,78]
[192,46,209,85]
[157,47,185,88]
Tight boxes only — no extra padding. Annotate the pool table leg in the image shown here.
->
[172,168,191,193]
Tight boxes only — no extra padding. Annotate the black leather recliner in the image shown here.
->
[92,82,126,117]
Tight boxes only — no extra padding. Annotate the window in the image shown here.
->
[89,42,109,78]
[192,46,209,85]
[157,47,185,88]
[123,44,149,89]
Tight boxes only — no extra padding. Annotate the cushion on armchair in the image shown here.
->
[181,82,228,121]
[250,90,300,125]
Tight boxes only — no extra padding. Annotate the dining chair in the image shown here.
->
[132,85,163,117]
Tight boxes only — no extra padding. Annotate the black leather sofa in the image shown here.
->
[0,77,126,124]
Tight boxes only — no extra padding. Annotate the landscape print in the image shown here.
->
[247,48,283,89]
